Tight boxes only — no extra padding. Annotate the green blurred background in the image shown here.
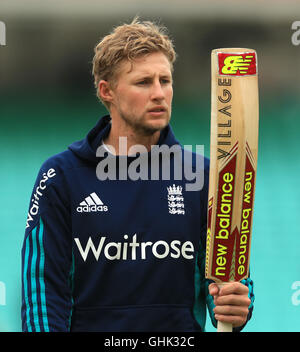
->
[1,0,300,332]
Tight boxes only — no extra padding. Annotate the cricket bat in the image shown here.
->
[205,48,259,332]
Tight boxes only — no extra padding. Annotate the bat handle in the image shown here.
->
[217,283,233,332]
[217,320,232,332]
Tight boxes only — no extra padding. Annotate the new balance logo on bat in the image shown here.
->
[76,192,108,213]
[218,52,257,76]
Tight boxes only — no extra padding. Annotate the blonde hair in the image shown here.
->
[92,17,177,108]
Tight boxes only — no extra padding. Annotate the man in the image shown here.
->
[21,18,254,332]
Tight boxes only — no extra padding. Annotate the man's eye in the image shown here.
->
[137,80,148,85]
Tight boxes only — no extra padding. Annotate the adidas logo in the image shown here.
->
[76,192,108,213]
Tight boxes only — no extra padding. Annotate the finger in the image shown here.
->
[215,293,251,307]
[219,282,249,296]
[214,304,249,317]
[214,314,247,328]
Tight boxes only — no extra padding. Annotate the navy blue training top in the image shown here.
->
[21,115,254,332]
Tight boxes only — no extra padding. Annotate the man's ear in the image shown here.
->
[98,80,114,104]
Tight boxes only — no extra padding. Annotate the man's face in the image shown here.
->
[109,51,173,136]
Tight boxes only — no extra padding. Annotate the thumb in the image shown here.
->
[209,283,220,297]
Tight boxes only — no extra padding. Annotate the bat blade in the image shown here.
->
[205,48,259,330]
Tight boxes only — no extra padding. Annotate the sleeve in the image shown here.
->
[21,165,73,332]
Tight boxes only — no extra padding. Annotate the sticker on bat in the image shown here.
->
[218,53,257,76]
[210,154,237,282]
[235,153,255,281]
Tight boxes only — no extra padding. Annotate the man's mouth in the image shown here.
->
[148,106,167,115]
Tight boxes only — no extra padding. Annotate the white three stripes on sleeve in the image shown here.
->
[22,219,49,332]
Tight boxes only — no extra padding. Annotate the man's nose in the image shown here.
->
[150,81,165,101]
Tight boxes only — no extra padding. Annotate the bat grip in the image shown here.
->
[217,320,232,332]
[217,283,233,332]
